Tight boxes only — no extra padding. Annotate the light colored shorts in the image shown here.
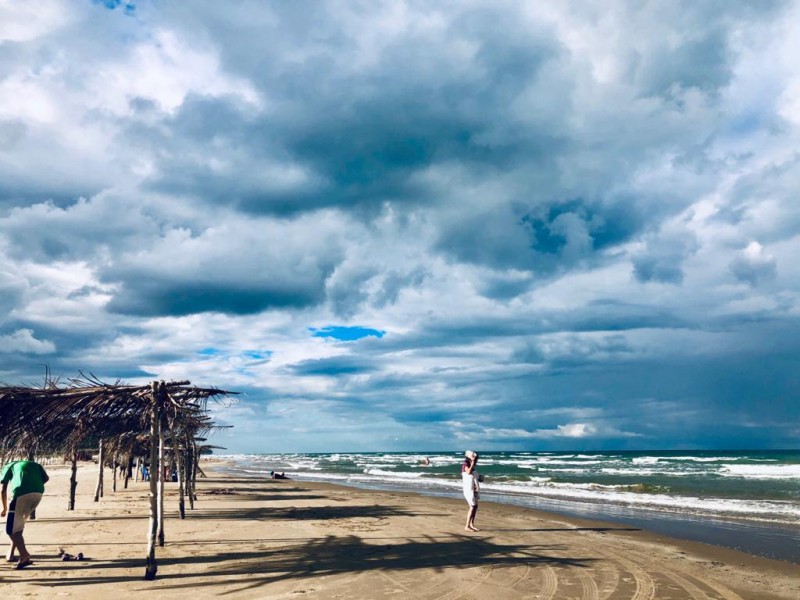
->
[5,492,43,535]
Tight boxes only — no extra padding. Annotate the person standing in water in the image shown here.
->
[462,450,480,531]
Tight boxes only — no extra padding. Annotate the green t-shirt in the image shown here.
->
[0,460,48,498]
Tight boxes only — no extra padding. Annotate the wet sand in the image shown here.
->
[1,460,798,599]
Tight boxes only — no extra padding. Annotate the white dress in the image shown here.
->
[462,469,479,506]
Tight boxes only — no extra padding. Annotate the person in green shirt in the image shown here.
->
[1,460,49,569]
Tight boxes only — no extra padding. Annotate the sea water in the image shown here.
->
[218,450,800,563]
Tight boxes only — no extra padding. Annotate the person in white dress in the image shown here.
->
[462,450,480,531]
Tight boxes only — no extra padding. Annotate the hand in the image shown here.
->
[1,509,5,517]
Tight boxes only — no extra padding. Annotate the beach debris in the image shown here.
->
[61,552,89,562]
[208,488,239,495]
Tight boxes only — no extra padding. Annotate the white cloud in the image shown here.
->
[729,241,777,286]
[482,423,642,440]
[0,0,72,43]
[0,1,798,451]
[92,29,261,116]
[0,329,55,354]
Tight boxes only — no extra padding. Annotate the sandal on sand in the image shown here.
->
[15,559,33,570]
[61,553,86,561]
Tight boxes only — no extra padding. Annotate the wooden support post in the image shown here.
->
[191,439,199,501]
[112,452,118,493]
[157,418,166,547]
[144,381,161,581]
[93,440,104,502]
[168,424,185,519]
[124,454,131,489]
[68,451,78,511]
[185,441,194,510]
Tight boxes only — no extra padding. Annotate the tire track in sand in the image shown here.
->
[662,569,744,600]
[604,549,656,600]
[433,564,495,600]
[576,566,600,600]
[701,575,746,600]
[377,570,425,599]
[536,564,559,600]
[565,539,620,600]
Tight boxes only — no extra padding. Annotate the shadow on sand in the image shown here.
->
[25,533,596,593]
[24,475,599,593]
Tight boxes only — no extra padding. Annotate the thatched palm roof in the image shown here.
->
[0,374,236,457]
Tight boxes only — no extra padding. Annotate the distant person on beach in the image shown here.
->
[420,457,431,466]
[462,450,480,531]
[1,459,49,569]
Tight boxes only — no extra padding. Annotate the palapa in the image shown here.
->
[0,373,237,580]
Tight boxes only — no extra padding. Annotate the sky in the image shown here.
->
[1,0,799,453]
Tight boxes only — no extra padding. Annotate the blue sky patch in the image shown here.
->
[96,0,136,14]
[310,326,385,341]
[242,350,272,360]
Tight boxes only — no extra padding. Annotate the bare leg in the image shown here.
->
[468,504,479,531]
[6,539,17,561]
[10,532,30,564]
[465,504,479,531]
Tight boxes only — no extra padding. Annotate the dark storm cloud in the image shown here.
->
[729,245,778,286]
[633,254,685,284]
[437,196,648,277]
[372,268,427,308]
[326,266,376,320]
[723,156,800,242]
[99,217,343,316]
[131,3,566,218]
[106,278,327,316]
[0,194,155,262]
[0,140,106,206]
[391,331,800,450]
[356,301,688,358]
[610,0,787,96]
[1,0,798,451]
[288,355,377,377]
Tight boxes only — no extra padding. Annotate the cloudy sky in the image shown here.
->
[2,0,799,453]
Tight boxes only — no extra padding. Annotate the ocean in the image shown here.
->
[218,450,800,563]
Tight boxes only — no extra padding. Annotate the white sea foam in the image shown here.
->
[659,456,742,462]
[365,469,424,479]
[218,453,800,525]
[600,466,702,477]
[480,480,800,521]
[720,464,800,479]
[538,467,590,473]
[514,459,606,468]
[297,467,800,522]
[600,468,658,476]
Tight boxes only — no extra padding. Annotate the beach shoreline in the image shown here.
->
[1,459,797,599]
[218,450,800,564]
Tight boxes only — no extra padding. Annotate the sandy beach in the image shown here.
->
[1,460,797,599]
